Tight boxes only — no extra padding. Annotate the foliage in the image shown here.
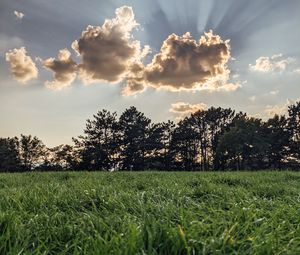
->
[0,137,20,171]
[287,102,300,160]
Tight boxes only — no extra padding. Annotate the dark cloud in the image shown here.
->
[123,30,241,95]
[4,6,241,96]
[43,48,77,89]
[122,80,145,96]
[72,6,149,84]
[122,62,146,95]
[5,47,38,83]
[124,30,240,95]
[144,31,231,91]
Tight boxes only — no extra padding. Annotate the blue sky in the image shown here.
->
[1,0,300,146]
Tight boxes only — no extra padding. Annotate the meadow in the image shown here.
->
[0,171,300,255]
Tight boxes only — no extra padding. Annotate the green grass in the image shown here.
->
[1,171,300,254]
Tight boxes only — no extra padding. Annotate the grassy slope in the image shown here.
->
[0,171,300,254]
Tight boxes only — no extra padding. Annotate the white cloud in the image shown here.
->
[5,47,38,84]
[264,99,298,117]
[14,11,24,20]
[249,54,294,73]
[270,90,279,95]
[170,102,207,114]
[249,96,256,101]
[265,104,288,117]
[170,102,207,120]
[293,68,300,74]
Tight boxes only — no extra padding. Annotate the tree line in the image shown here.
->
[1,102,299,172]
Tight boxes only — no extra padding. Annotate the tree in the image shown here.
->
[287,101,300,163]
[0,137,20,172]
[146,121,175,170]
[119,107,151,170]
[204,107,235,170]
[74,110,120,171]
[264,115,290,169]
[188,107,235,170]
[157,121,176,170]
[48,144,77,170]
[216,116,269,170]
[18,134,47,171]
[171,117,199,171]
[1,102,300,172]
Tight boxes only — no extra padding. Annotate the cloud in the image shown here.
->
[270,90,279,95]
[170,102,207,113]
[14,11,24,20]
[121,62,147,95]
[144,31,232,91]
[197,81,242,92]
[122,81,145,96]
[264,98,299,117]
[123,31,239,95]
[5,7,240,97]
[170,102,207,120]
[72,6,149,85]
[5,47,38,83]
[249,54,293,73]
[249,95,256,101]
[43,49,77,90]
[265,101,290,117]
[249,90,279,104]
[293,68,300,74]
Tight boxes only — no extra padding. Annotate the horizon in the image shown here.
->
[1,0,300,147]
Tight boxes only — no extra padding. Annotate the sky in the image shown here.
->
[1,0,300,147]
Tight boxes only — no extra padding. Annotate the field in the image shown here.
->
[1,172,300,254]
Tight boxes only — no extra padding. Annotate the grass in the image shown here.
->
[0,171,300,254]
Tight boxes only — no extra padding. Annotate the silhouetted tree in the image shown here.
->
[171,117,198,171]
[47,144,77,170]
[18,134,47,171]
[287,101,300,163]
[217,116,269,170]
[74,110,120,171]
[264,115,290,169]
[188,107,235,170]
[1,102,300,172]
[0,137,20,172]
[119,107,151,170]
